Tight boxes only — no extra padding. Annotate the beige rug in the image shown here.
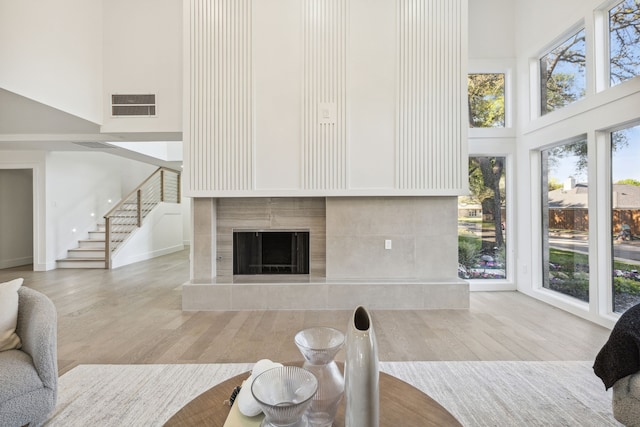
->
[45,361,618,426]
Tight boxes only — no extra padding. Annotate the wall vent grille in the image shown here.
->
[111,94,156,117]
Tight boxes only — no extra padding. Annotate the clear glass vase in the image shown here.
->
[294,327,345,427]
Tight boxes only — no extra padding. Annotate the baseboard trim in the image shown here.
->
[0,256,33,269]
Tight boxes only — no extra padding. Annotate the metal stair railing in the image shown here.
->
[104,167,181,268]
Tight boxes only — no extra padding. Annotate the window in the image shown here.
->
[609,0,640,86]
[541,140,589,301]
[458,157,506,280]
[611,124,640,313]
[468,74,505,128]
[540,29,586,115]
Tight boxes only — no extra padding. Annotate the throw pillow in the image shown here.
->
[0,278,24,352]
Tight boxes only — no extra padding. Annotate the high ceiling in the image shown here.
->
[0,89,182,170]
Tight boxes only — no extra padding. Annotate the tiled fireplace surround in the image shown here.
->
[183,196,468,310]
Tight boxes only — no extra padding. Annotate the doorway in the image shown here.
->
[0,169,34,269]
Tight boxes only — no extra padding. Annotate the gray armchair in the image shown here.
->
[0,287,58,427]
[613,372,640,426]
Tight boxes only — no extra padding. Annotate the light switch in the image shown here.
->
[318,102,336,124]
[385,239,392,250]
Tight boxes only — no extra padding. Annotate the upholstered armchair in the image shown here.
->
[0,287,58,427]
[594,302,640,427]
[612,372,640,426]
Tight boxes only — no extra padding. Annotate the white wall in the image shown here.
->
[185,0,468,196]
[515,0,595,53]
[118,159,159,196]
[101,0,182,134]
[111,202,184,269]
[468,0,515,60]
[46,152,157,261]
[0,0,103,123]
[0,169,33,268]
[347,0,397,190]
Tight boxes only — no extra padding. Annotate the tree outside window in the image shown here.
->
[458,157,506,280]
[540,29,586,115]
[468,73,505,128]
[609,0,640,86]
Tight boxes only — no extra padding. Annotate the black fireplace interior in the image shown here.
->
[233,231,310,274]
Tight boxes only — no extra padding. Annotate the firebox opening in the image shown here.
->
[233,231,310,275]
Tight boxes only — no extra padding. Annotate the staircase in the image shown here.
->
[56,224,108,269]
[56,167,180,269]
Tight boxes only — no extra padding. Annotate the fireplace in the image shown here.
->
[185,197,469,310]
[233,231,310,275]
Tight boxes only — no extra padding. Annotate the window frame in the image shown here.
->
[539,137,591,304]
[461,151,516,291]
[538,26,588,116]
[467,62,515,140]
[529,20,587,121]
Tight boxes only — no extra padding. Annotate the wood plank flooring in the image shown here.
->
[0,250,613,376]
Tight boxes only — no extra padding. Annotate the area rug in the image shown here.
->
[45,361,618,426]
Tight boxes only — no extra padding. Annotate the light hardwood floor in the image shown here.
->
[1,250,612,376]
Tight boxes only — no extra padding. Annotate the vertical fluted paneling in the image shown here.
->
[189,0,253,192]
[397,0,466,191]
[302,0,347,190]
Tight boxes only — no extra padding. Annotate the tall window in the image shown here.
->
[458,157,506,280]
[540,29,586,115]
[611,124,640,313]
[609,0,640,86]
[541,140,589,301]
[468,73,505,128]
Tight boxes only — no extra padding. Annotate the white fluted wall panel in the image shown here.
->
[188,0,253,192]
[396,0,467,191]
[302,0,348,190]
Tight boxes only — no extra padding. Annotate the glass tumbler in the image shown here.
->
[294,327,345,427]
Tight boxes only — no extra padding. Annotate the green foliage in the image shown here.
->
[549,248,588,269]
[468,159,493,204]
[458,237,481,270]
[467,158,506,205]
[547,248,589,301]
[468,74,505,128]
[614,277,640,296]
[614,259,640,271]
[615,178,640,186]
[544,72,581,112]
[548,177,563,191]
[493,245,506,266]
[548,248,640,299]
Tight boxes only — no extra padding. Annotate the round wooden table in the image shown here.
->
[164,365,462,427]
